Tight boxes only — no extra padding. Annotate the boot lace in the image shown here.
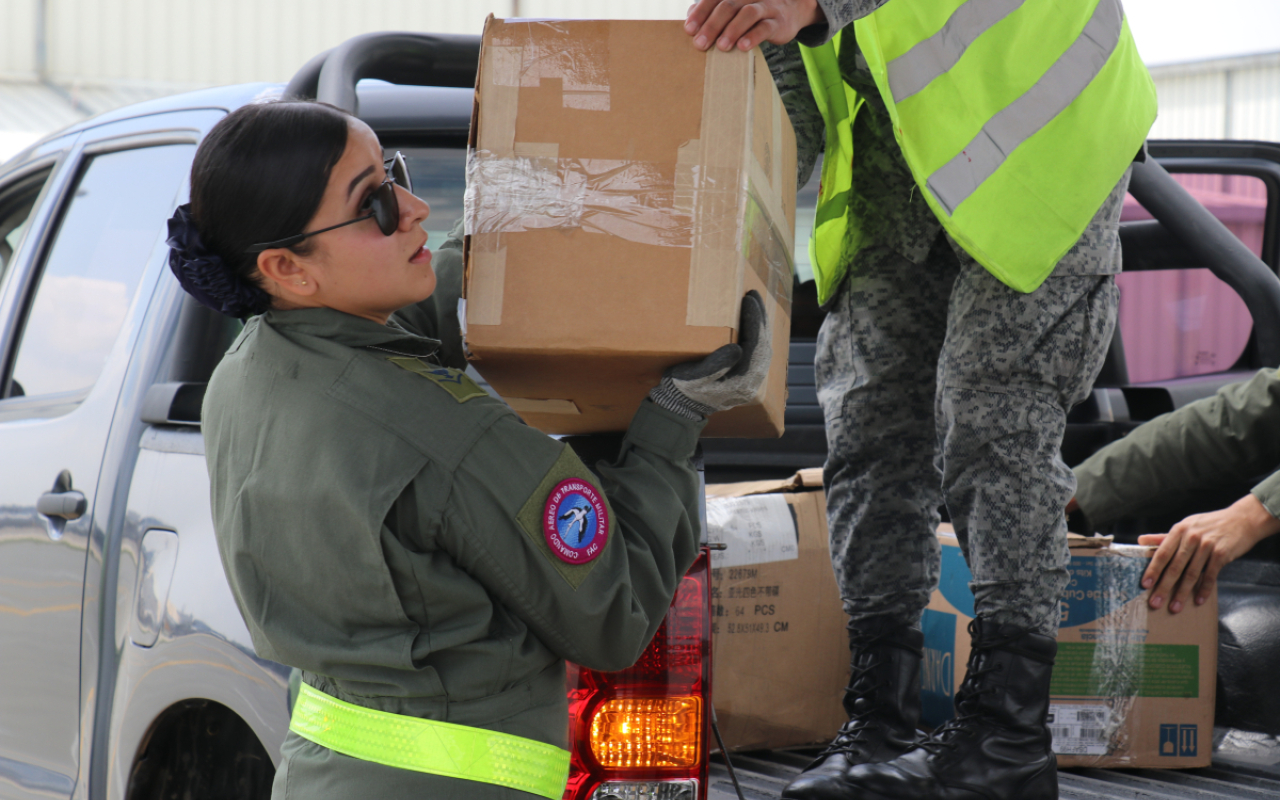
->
[818,628,893,757]
[917,619,1019,756]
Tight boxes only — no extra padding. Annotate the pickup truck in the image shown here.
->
[2,29,1280,800]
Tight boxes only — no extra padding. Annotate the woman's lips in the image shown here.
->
[410,244,432,264]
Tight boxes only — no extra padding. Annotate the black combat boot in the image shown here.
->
[833,617,1059,800]
[780,621,923,800]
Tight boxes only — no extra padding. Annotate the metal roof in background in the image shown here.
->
[0,79,201,133]
[1147,50,1280,142]
[1148,50,1280,79]
[0,79,201,161]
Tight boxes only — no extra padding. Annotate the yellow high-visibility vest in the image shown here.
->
[801,0,1157,303]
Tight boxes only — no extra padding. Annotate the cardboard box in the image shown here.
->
[704,469,850,751]
[924,527,1217,768]
[464,17,796,437]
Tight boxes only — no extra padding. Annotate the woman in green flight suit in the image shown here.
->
[165,100,770,799]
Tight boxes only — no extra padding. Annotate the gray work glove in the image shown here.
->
[649,290,772,420]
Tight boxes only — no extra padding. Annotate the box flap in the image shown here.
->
[796,467,823,488]
[1067,532,1114,549]
[706,469,819,498]
[938,527,1116,551]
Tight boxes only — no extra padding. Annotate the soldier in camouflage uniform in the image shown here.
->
[689,1,1139,798]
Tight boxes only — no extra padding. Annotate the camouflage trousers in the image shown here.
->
[816,169,1130,637]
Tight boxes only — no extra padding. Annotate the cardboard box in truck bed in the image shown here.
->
[924,527,1216,768]
[464,16,796,437]
[705,469,851,751]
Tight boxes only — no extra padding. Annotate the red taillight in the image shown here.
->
[565,549,712,800]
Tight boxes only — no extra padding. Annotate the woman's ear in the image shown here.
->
[257,249,318,300]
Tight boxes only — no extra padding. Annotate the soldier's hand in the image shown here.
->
[649,291,772,419]
[1139,494,1280,614]
[685,0,826,52]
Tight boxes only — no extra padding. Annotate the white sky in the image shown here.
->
[1123,0,1280,65]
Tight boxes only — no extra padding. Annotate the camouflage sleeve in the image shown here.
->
[763,41,823,189]
[796,0,895,46]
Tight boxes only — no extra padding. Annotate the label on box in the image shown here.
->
[706,495,798,569]
[1048,703,1111,756]
[920,609,957,728]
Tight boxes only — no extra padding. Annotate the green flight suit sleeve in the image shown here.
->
[763,41,824,190]
[1074,368,1280,527]
[392,218,466,369]
[428,400,705,672]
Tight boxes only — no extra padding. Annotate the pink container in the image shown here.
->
[1116,173,1266,383]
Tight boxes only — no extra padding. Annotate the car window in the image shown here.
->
[396,146,466,251]
[6,144,195,404]
[1117,173,1264,383]
[0,168,52,287]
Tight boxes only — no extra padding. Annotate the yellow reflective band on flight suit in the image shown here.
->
[289,683,572,800]
[802,0,1156,302]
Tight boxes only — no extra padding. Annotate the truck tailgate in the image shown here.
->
[709,750,1280,799]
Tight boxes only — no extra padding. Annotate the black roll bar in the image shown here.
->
[281,31,480,114]
[283,48,333,101]
[1127,154,1280,367]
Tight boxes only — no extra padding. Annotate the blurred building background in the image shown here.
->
[3,0,1280,163]
[0,0,692,161]
[1149,52,1280,140]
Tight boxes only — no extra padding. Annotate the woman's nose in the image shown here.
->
[397,184,429,229]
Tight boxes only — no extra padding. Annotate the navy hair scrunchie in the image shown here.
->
[166,204,271,319]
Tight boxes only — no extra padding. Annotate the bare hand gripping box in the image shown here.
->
[464,17,796,436]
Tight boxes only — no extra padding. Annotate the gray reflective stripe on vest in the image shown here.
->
[887,0,1027,103]
[924,0,1123,216]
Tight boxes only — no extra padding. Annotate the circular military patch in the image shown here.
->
[543,478,609,565]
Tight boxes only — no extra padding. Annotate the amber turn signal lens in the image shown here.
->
[589,697,702,769]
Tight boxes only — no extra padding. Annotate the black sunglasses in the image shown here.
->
[244,152,413,254]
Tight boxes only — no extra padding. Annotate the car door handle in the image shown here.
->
[38,490,87,520]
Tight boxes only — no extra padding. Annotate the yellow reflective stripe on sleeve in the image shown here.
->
[290,683,571,800]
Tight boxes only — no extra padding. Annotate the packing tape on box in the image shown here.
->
[487,22,612,111]
[465,149,733,246]
[463,150,794,302]
[1049,544,1161,763]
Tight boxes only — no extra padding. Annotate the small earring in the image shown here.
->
[299,279,307,286]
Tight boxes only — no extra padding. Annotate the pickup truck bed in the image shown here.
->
[709,750,1280,799]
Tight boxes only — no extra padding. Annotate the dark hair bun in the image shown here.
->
[166,203,271,319]
[175,100,350,319]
